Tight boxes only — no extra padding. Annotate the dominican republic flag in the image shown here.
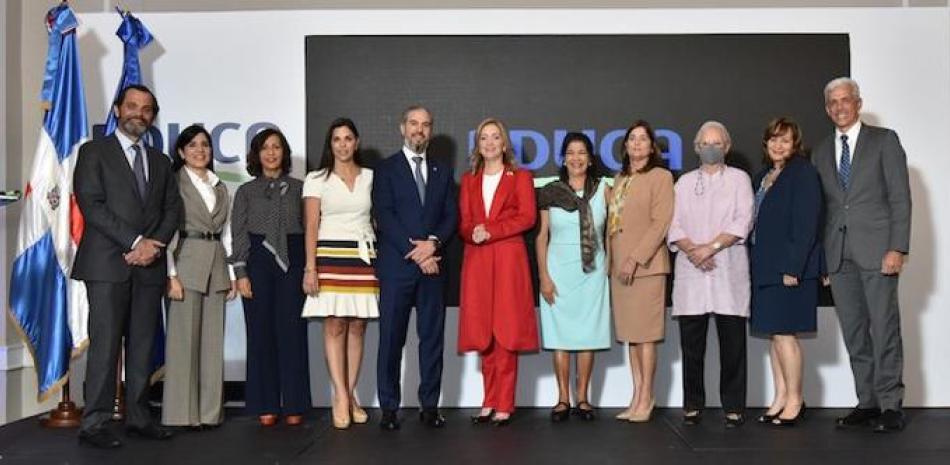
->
[8,3,89,401]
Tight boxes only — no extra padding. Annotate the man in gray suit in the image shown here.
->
[813,77,912,433]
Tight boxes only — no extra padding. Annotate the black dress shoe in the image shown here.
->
[420,409,446,428]
[126,424,173,440]
[724,413,745,429]
[78,429,122,449]
[380,410,400,431]
[835,407,881,429]
[682,410,702,426]
[471,409,494,424]
[491,415,511,427]
[873,409,905,433]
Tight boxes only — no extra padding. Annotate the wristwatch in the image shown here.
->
[712,241,722,251]
[427,235,441,249]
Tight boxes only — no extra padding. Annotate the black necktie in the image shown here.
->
[132,145,147,199]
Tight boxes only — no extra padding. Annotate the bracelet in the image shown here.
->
[304,268,317,273]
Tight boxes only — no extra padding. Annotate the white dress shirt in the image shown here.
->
[114,129,149,181]
[834,120,862,168]
[402,146,428,183]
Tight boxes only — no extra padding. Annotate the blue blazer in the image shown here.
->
[751,156,825,286]
[372,151,458,279]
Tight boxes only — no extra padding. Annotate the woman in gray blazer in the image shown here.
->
[162,124,236,429]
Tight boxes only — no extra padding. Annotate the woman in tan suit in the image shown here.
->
[163,124,237,429]
[608,119,674,423]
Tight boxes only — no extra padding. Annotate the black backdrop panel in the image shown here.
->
[306,34,849,306]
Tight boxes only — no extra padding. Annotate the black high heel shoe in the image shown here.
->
[491,413,512,427]
[471,409,494,425]
[772,403,806,427]
[572,401,596,421]
[551,402,571,423]
[756,409,782,424]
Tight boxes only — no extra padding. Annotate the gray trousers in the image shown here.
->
[161,288,226,426]
[830,236,905,411]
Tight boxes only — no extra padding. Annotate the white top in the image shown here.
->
[402,146,428,183]
[167,168,235,280]
[303,167,375,243]
[482,170,504,217]
[834,120,862,167]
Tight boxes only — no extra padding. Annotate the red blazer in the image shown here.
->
[457,168,539,353]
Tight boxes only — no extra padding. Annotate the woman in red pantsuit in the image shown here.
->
[458,117,539,426]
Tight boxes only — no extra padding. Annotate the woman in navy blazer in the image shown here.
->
[750,117,823,427]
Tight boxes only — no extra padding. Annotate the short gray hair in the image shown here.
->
[693,120,731,148]
[824,77,861,102]
[401,105,433,125]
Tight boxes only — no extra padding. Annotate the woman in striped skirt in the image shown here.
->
[302,118,379,430]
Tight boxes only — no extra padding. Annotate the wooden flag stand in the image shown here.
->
[41,380,81,428]
[41,353,127,427]
[112,350,125,421]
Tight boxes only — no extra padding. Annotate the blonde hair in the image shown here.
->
[470,117,516,173]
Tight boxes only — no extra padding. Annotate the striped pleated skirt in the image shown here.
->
[301,240,379,318]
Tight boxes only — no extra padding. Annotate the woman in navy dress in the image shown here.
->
[750,117,823,427]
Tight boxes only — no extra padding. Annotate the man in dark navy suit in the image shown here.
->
[73,85,181,448]
[372,106,458,430]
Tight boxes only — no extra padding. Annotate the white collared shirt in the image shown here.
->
[183,166,219,213]
[402,146,428,183]
[114,129,149,181]
[834,121,862,167]
[167,167,235,280]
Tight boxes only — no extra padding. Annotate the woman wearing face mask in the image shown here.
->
[750,117,823,427]
[608,120,674,423]
[536,133,611,422]
[458,117,538,426]
[229,128,311,427]
[162,124,237,430]
[667,121,754,428]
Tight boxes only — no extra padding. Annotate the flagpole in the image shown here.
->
[41,381,81,428]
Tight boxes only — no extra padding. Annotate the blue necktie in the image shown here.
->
[837,134,851,190]
[132,144,147,200]
[412,156,426,206]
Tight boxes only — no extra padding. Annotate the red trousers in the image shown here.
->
[480,339,518,413]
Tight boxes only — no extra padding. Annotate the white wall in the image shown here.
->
[0,0,10,425]
[3,6,949,420]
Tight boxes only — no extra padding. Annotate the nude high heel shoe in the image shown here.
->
[331,399,351,430]
[628,399,655,423]
[350,402,369,424]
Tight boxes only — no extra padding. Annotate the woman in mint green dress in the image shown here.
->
[536,132,611,422]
